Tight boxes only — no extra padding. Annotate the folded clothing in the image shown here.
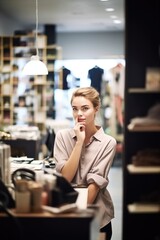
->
[132,148,160,166]
[128,103,160,129]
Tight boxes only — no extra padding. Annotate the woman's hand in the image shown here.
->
[74,118,86,142]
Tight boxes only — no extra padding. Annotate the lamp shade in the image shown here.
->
[23,55,48,75]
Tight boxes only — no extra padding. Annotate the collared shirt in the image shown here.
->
[54,126,117,228]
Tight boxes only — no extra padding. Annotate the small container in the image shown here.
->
[28,182,43,213]
[15,191,31,213]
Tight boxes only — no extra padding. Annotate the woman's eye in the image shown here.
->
[82,107,89,111]
[72,107,89,112]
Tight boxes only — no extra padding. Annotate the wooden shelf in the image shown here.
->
[127,124,160,131]
[128,203,160,213]
[0,34,62,131]
[128,88,160,93]
[127,164,160,174]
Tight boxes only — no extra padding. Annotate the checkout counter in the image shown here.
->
[0,159,101,240]
[0,207,100,240]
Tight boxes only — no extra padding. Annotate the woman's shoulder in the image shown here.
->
[98,127,117,145]
[107,134,117,145]
[104,133,117,144]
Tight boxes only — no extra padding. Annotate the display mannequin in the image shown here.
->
[110,63,125,128]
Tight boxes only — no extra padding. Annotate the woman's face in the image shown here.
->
[71,96,98,126]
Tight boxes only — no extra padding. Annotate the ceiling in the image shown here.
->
[0,0,124,32]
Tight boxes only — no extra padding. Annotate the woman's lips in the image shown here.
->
[78,118,85,122]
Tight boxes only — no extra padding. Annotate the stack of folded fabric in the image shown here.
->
[132,148,160,166]
[128,103,160,130]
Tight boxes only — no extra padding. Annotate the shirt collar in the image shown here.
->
[94,126,103,142]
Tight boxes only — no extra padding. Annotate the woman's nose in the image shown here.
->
[77,110,83,116]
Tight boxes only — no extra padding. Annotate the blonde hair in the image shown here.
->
[70,87,101,109]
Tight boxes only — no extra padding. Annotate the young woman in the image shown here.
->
[54,87,117,240]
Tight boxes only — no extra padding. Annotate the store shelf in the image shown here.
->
[127,124,160,131]
[128,88,160,93]
[128,203,160,213]
[127,164,160,174]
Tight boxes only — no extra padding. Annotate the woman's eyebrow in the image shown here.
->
[72,104,89,108]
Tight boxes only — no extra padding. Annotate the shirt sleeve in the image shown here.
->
[87,137,117,189]
[54,130,70,173]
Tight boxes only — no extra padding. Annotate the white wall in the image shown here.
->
[57,31,124,59]
[0,10,25,35]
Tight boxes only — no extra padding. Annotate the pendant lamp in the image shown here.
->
[23,0,48,75]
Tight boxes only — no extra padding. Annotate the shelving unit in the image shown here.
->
[123,1,160,239]
[0,36,13,127]
[0,34,62,132]
[46,44,62,119]
[123,86,160,240]
[12,34,47,131]
[127,163,160,214]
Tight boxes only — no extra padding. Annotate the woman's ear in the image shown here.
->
[95,106,99,113]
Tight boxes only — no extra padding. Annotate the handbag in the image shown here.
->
[45,171,79,207]
[0,178,15,211]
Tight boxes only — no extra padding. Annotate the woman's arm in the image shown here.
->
[60,119,86,182]
[87,182,100,204]
[61,140,83,182]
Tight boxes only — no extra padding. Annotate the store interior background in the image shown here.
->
[0,1,125,239]
[0,0,125,144]
[1,1,160,239]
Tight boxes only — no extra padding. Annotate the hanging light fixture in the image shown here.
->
[23,0,48,75]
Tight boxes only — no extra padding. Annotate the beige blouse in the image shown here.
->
[54,126,117,228]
